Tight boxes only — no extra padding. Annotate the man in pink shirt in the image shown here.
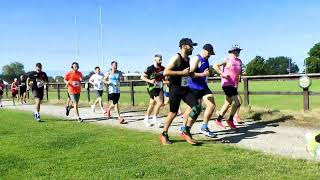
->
[213,45,244,130]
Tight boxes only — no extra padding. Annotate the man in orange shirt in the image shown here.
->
[64,62,83,122]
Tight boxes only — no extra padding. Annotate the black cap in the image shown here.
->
[179,38,197,47]
[203,44,215,55]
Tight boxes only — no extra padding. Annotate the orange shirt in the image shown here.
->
[65,70,83,94]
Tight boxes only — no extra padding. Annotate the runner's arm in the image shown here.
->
[189,56,209,78]
[103,73,109,84]
[141,73,154,84]
[164,54,188,76]
[213,60,228,76]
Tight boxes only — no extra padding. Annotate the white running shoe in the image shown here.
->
[91,105,95,112]
[152,116,163,128]
[144,117,152,127]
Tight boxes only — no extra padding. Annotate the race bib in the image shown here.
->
[181,77,189,87]
[155,81,163,88]
[72,81,80,87]
[37,80,44,88]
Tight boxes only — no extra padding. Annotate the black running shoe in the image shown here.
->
[66,107,70,116]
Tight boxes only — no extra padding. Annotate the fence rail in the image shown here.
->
[3,74,320,111]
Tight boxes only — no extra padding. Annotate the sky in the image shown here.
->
[0,0,319,76]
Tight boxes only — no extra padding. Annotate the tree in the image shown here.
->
[1,61,25,81]
[55,76,64,83]
[47,76,55,83]
[265,56,299,75]
[245,56,267,75]
[83,71,95,81]
[305,43,320,73]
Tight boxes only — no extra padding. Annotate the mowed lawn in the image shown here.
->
[42,79,320,111]
[0,109,319,179]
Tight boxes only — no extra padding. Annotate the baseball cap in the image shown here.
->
[203,44,215,55]
[179,38,197,47]
[228,44,243,53]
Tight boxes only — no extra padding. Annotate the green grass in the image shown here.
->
[1,109,320,179]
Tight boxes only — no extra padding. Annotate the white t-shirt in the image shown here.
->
[89,73,105,90]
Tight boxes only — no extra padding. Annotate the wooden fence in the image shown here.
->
[3,74,320,111]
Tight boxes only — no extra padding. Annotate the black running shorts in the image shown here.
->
[108,93,120,105]
[169,86,199,113]
[222,86,238,97]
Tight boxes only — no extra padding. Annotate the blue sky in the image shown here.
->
[1,0,319,76]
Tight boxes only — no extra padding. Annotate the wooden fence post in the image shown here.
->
[5,85,8,98]
[243,78,249,107]
[57,83,61,100]
[303,88,310,112]
[86,83,90,102]
[130,81,135,106]
[46,85,49,101]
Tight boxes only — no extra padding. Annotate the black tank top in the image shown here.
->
[169,53,190,87]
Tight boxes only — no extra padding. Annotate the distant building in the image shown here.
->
[123,73,141,81]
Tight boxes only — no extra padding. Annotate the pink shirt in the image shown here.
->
[221,57,242,88]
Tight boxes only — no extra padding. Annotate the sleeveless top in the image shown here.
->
[188,54,209,90]
[168,53,190,88]
[221,57,242,88]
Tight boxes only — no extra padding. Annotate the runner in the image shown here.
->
[64,62,83,122]
[26,63,48,122]
[141,54,165,127]
[160,38,201,145]
[11,78,19,106]
[18,75,27,104]
[0,79,5,107]
[180,44,217,138]
[89,66,105,113]
[104,61,126,124]
[213,45,244,129]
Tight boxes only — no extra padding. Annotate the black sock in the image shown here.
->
[315,134,320,143]
[229,115,234,121]
[162,131,167,136]
[217,115,223,122]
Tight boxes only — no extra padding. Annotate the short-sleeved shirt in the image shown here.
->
[107,70,122,94]
[65,70,83,94]
[28,71,48,91]
[144,65,165,91]
[19,80,27,91]
[89,73,105,91]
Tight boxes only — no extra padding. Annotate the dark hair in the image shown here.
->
[95,66,100,70]
[111,61,117,65]
[36,63,42,68]
[154,54,162,58]
[71,62,79,68]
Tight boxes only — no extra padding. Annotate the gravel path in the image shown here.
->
[3,101,319,161]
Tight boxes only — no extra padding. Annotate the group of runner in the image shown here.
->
[140,38,244,145]
[63,61,126,124]
[1,37,244,146]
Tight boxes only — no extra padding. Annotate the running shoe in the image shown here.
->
[78,117,83,123]
[91,105,95,112]
[105,107,111,118]
[65,107,70,116]
[214,120,226,129]
[305,132,320,158]
[144,117,152,127]
[200,127,217,138]
[160,133,172,145]
[234,115,244,124]
[179,129,197,145]
[226,120,237,129]
[152,116,163,128]
[118,117,126,124]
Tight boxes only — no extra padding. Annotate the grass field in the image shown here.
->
[0,109,320,179]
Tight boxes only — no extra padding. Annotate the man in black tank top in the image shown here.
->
[160,38,201,145]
